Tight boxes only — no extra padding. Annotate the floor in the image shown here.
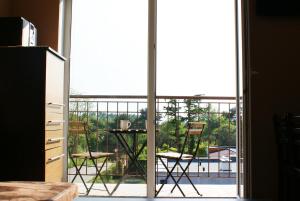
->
[75,183,236,197]
[75,198,268,201]
[74,184,271,200]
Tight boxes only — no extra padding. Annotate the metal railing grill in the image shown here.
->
[68,95,236,183]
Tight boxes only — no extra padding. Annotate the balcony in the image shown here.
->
[68,95,237,197]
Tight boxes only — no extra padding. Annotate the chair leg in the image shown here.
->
[70,158,84,182]
[155,157,185,197]
[70,157,89,193]
[87,157,111,195]
[170,160,202,196]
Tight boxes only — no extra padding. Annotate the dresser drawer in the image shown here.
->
[46,111,63,122]
[45,146,64,182]
[45,130,64,150]
[45,120,64,131]
[46,102,64,114]
[45,107,63,130]
[45,51,64,105]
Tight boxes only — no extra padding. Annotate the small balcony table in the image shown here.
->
[107,128,147,195]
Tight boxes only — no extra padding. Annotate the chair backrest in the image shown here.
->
[285,113,300,167]
[274,113,300,201]
[69,121,86,135]
[187,122,205,136]
[179,122,205,158]
[68,121,91,155]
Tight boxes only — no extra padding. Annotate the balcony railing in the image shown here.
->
[68,95,237,185]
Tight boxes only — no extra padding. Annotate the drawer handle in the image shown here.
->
[47,102,65,107]
[47,128,62,131]
[47,137,64,143]
[47,120,65,126]
[48,154,64,163]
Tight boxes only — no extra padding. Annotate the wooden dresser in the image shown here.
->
[0,46,65,182]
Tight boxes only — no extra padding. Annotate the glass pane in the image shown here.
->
[157,0,236,97]
[156,0,237,197]
[69,0,148,197]
[70,0,147,96]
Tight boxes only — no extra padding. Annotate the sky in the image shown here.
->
[70,0,236,96]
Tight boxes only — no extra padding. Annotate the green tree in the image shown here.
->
[162,99,183,150]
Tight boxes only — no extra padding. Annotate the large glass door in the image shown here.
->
[155,0,238,198]
[69,0,148,196]
[67,0,244,198]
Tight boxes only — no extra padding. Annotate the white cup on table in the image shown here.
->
[120,120,131,130]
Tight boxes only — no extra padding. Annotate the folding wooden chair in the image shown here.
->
[68,121,114,195]
[156,122,205,197]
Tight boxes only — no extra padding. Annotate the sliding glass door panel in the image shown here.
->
[156,0,237,197]
[70,0,148,197]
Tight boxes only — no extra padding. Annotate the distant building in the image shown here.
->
[207,147,236,171]
[209,147,236,161]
